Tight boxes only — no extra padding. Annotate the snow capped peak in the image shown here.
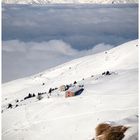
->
[2,0,138,4]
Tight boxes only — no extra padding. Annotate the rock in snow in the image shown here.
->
[2,40,138,140]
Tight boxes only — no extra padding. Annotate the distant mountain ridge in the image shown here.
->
[2,0,138,4]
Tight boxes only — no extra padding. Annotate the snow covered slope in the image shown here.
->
[2,40,138,140]
[2,0,138,4]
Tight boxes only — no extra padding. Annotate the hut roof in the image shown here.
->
[67,86,83,93]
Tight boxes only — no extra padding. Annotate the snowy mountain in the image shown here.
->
[2,0,138,4]
[2,40,138,140]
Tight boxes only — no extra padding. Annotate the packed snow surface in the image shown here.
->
[2,40,138,140]
[2,0,138,4]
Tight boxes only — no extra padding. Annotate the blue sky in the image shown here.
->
[2,4,138,83]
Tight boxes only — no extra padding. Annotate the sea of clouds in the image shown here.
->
[2,4,138,82]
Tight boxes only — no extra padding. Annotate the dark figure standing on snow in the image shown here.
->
[8,103,13,109]
[49,88,52,96]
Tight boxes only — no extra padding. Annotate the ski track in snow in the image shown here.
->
[2,92,138,136]
[2,107,138,136]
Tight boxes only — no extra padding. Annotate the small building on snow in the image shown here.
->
[59,85,66,91]
[65,87,84,98]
